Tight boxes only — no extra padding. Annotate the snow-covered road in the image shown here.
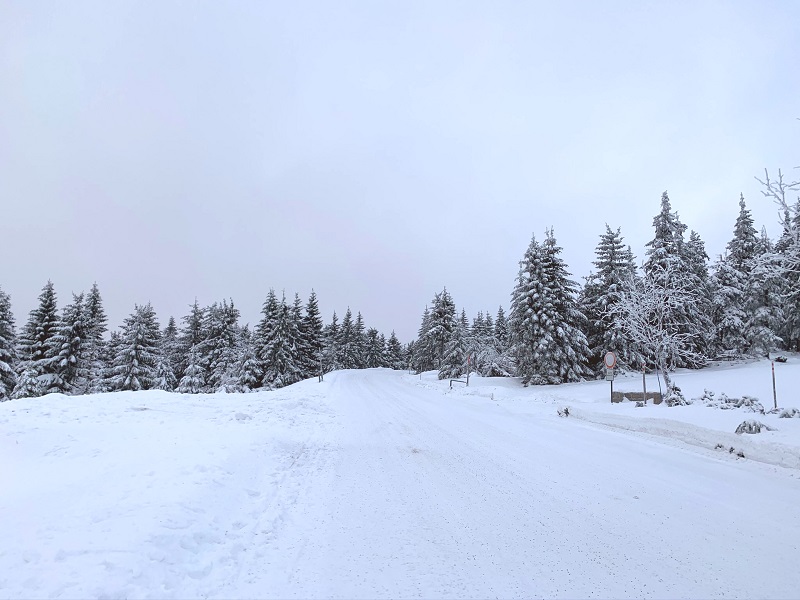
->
[2,368,799,598]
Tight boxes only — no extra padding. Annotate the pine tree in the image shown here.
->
[581,225,641,375]
[439,316,467,380]
[153,355,178,391]
[301,290,324,378]
[494,306,509,351]
[161,317,182,387]
[385,331,404,370]
[510,230,591,385]
[745,233,784,356]
[112,303,161,391]
[353,312,367,368]
[81,283,108,394]
[255,290,280,385]
[642,192,709,369]
[178,300,206,382]
[236,326,261,392]
[101,330,123,392]
[339,308,359,369]
[201,300,241,392]
[261,294,303,388]
[711,195,761,355]
[0,287,17,400]
[177,344,205,394]
[412,306,434,372]
[49,293,86,393]
[322,311,341,373]
[427,289,456,369]
[14,281,61,397]
[364,327,385,368]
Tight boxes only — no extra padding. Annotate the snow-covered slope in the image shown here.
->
[2,361,799,598]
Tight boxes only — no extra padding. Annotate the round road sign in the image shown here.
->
[604,351,617,369]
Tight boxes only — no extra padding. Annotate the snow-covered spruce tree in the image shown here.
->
[236,326,261,391]
[581,224,641,376]
[13,281,61,397]
[711,194,778,356]
[338,308,359,370]
[683,230,715,360]
[509,230,591,385]
[385,331,404,370]
[153,354,178,391]
[177,300,206,384]
[412,306,434,372]
[494,306,509,352]
[201,300,241,392]
[772,202,800,350]
[254,289,280,385]
[0,287,18,400]
[468,311,491,375]
[111,303,161,391]
[471,306,514,378]
[353,312,368,369]
[100,331,122,391]
[711,254,748,354]
[177,344,205,394]
[745,238,784,356]
[427,289,456,370]
[289,293,309,379]
[49,293,86,393]
[439,313,468,380]
[642,191,710,368]
[81,283,108,394]
[365,327,386,368]
[301,290,324,378]
[322,311,341,373]
[160,316,182,388]
[757,168,800,348]
[261,294,303,388]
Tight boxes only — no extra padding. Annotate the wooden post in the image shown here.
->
[772,361,778,410]
[642,364,647,405]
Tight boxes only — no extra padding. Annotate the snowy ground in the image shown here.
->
[2,359,799,598]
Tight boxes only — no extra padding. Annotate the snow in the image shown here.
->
[2,360,800,598]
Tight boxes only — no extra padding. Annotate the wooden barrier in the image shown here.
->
[611,391,663,405]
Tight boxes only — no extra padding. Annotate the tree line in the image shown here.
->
[2,174,798,400]
[411,187,798,391]
[0,285,409,400]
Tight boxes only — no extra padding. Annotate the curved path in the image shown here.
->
[239,369,800,598]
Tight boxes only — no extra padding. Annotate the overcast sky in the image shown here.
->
[1,1,798,342]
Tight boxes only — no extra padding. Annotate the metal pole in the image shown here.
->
[772,361,778,410]
[610,375,613,403]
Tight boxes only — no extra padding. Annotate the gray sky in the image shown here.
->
[1,1,798,342]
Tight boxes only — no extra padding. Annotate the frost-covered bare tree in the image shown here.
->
[612,263,704,405]
[757,162,800,349]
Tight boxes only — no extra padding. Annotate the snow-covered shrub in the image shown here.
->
[664,383,690,407]
[735,420,775,434]
[700,391,764,413]
[778,407,800,418]
[694,389,715,404]
[635,401,645,408]
[557,407,570,418]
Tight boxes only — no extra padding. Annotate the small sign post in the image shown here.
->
[604,352,617,403]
